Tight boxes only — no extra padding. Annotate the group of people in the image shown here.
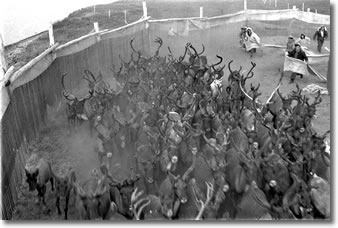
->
[286,25,328,83]
[239,25,328,83]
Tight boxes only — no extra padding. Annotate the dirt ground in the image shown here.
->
[12,115,137,220]
[9,0,330,221]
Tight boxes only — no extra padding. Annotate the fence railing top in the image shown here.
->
[148,16,207,23]
[148,9,330,23]
[99,16,151,36]
[55,30,108,52]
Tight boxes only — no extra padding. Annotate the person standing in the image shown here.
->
[295,33,311,49]
[244,27,261,57]
[239,26,248,48]
[313,25,328,52]
[286,35,295,53]
[287,43,308,83]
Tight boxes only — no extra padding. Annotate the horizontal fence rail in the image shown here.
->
[149,9,330,25]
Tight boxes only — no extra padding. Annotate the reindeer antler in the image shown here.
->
[194,181,214,220]
[61,73,77,101]
[167,46,175,61]
[154,37,163,56]
[130,187,151,220]
[210,55,223,68]
[130,38,138,53]
[228,60,234,73]
[83,70,97,82]
[178,44,189,62]
[291,83,302,97]
[198,44,205,55]
[182,149,197,181]
[247,61,256,76]
[242,61,256,83]
[61,73,68,91]
[312,90,322,106]
[188,43,200,58]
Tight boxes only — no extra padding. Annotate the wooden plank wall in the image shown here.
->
[1,23,148,220]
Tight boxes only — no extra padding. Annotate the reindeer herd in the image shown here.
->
[24,37,330,220]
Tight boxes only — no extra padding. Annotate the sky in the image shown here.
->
[1,0,121,45]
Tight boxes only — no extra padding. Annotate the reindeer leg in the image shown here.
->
[65,193,70,220]
[56,196,61,215]
[38,185,47,206]
[71,187,77,206]
[42,186,47,205]
[76,117,79,130]
[50,177,54,191]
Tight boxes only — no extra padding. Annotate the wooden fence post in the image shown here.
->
[293,5,297,10]
[94,5,96,13]
[0,33,12,117]
[124,10,128,24]
[302,3,305,11]
[109,10,111,18]
[0,34,7,81]
[94,22,101,42]
[142,1,147,18]
[288,3,289,9]
[244,0,247,10]
[200,7,203,18]
[94,22,99,32]
[48,22,55,46]
[307,8,310,12]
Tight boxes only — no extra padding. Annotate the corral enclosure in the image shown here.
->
[1,0,330,220]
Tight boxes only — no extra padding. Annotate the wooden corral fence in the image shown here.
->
[0,3,329,219]
[1,14,150,219]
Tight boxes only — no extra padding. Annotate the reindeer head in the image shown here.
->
[228,60,242,83]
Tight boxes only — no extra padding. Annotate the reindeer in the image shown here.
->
[60,73,93,128]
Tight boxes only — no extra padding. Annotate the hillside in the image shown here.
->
[5,0,330,72]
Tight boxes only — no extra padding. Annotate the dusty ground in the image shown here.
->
[12,114,136,220]
[9,0,330,220]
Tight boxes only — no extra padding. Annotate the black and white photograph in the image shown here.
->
[0,0,332,221]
